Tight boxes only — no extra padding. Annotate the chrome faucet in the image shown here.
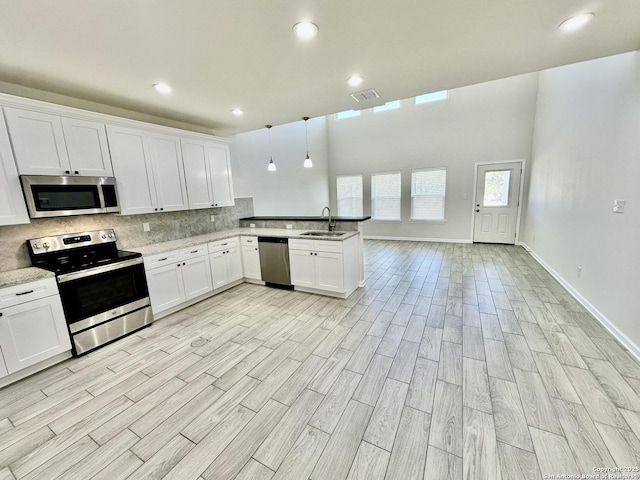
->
[321,206,336,231]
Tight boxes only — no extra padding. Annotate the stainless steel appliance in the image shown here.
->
[20,175,120,218]
[258,237,292,288]
[27,229,152,356]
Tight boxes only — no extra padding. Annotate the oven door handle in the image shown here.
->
[57,257,144,283]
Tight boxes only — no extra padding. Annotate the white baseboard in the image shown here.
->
[520,242,640,362]
[363,235,472,243]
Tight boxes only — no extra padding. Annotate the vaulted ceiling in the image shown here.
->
[1,0,638,136]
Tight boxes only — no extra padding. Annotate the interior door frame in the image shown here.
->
[470,159,526,244]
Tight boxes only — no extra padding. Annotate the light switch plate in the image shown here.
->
[143,222,150,232]
[286,224,293,229]
[210,214,215,222]
[250,223,256,228]
[613,200,626,213]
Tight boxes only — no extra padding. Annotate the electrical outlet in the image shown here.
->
[250,223,256,228]
[143,222,150,232]
[577,266,582,278]
[210,214,215,222]
[286,224,293,229]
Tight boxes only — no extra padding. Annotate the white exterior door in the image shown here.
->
[473,161,523,244]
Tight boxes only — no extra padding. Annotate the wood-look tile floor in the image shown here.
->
[2,240,640,480]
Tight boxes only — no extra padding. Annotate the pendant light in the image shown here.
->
[302,117,313,168]
[266,125,276,172]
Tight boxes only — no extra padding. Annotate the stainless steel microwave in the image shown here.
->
[20,175,120,218]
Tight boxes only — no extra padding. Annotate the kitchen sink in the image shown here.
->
[300,231,347,237]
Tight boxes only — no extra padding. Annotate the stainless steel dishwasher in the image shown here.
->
[258,237,292,288]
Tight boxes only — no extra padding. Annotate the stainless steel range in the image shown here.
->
[27,229,153,356]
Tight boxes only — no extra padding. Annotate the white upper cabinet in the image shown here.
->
[107,125,188,215]
[60,117,112,176]
[0,112,29,226]
[182,138,234,209]
[4,108,113,176]
[147,132,189,212]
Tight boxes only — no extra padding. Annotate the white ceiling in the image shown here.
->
[1,1,638,136]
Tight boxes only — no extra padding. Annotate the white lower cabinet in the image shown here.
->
[0,278,71,376]
[144,245,212,315]
[209,238,243,290]
[289,236,358,297]
[240,236,261,281]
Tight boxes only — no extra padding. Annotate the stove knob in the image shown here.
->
[101,234,107,239]
[32,242,40,249]
[108,233,114,238]
[43,242,50,249]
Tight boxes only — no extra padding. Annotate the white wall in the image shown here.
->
[230,117,329,216]
[326,74,539,240]
[521,52,640,351]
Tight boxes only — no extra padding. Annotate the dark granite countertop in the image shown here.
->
[240,216,371,222]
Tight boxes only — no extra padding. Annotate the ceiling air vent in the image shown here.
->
[350,89,380,103]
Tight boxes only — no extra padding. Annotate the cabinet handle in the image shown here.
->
[158,257,167,262]
[247,240,253,243]
[177,264,181,267]
[309,252,313,255]
[314,253,318,256]
[74,171,79,175]
[0,312,2,317]
[190,250,198,254]
[154,208,158,211]
[65,170,70,174]
[15,290,34,296]
[221,243,228,246]
[160,208,164,211]
[183,262,186,266]
[255,247,258,251]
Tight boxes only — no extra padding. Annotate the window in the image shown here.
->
[336,110,361,120]
[337,175,363,217]
[371,172,401,220]
[373,100,400,113]
[415,90,448,105]
[411,168,446,221]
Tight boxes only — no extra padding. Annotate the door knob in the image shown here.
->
[476,209,480,213]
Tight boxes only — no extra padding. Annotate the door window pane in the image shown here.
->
[483,170,511,207]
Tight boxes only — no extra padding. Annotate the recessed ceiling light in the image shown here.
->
[293,22,319,40]
[347,75,364,87]
[230,108,244,116]
[559,13,594,31]
[153,83,172,94]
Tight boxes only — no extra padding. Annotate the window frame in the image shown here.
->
[371,171,402,222]
[335,110,361,120]
[410,167,447,222]
[336,174,364,218]
[372,100,401,113]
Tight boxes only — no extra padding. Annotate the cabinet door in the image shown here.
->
[210,251,230,290]
[0,113,29,226]
[145,263,185,314]
[182,256,213,300]
[0,346,8,379]
[226,247,243,283]
[106,125,158,215]
[147,133,189,212]
[60,117,113,176]
[289,249,316,288]
[4,108,71,175]
[315,252,344,293]
[208,143,235,207]
[182,139,214,209]
[241,245,262,280]
[0,295,71,373]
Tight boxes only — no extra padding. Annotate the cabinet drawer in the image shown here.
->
[144,250,183,270]
[180,245,208,260]
[240,236,258,246]
[0,277,58,309]
[288,239,313,251]
[289,239,343,253]
[208,237,238,253]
